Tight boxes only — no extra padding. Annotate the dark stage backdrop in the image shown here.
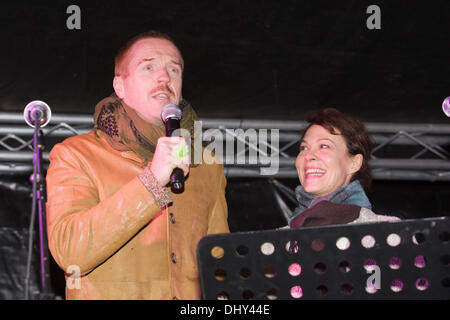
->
[1,0,450,122]
[1,1,450,299]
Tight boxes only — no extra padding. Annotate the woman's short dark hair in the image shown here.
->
[302,108,373,192]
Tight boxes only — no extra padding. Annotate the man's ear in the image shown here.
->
[349,154,363,174]
[113,76,124,99]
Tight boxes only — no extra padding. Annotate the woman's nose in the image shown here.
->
[304,148,316,160]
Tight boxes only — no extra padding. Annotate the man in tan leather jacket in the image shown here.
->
[45,31,229,299]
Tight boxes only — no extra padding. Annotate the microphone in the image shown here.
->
[161,104,185,193]
[443,96,450,117]
[24,100,52,128]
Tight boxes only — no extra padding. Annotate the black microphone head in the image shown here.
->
[161,104,182,123]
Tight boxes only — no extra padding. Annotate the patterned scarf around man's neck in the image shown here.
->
[93,93,200,166]
[289,180,372,224]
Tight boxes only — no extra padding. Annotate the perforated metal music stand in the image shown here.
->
[197,217,450,300]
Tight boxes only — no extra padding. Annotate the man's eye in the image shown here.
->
[144,65,153,71]
[320,144,330,149]
[169,67,181,74]
[299,145,308,152]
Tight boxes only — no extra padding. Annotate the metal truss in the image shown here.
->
[1,112,450,182]
[1,111,448,222]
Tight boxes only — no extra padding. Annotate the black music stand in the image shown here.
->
[197,217,450,300]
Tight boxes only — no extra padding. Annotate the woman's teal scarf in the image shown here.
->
[289,180,372,224]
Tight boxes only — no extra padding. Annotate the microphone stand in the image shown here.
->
[24,117,53,300]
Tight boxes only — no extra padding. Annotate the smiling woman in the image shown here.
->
[289,108,399,228]
[297,124,363,197]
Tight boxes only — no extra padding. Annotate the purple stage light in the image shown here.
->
[443,96,450,117]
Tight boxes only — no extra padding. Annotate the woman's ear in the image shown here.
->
[349,154,363,174]
[113,76,124,99]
